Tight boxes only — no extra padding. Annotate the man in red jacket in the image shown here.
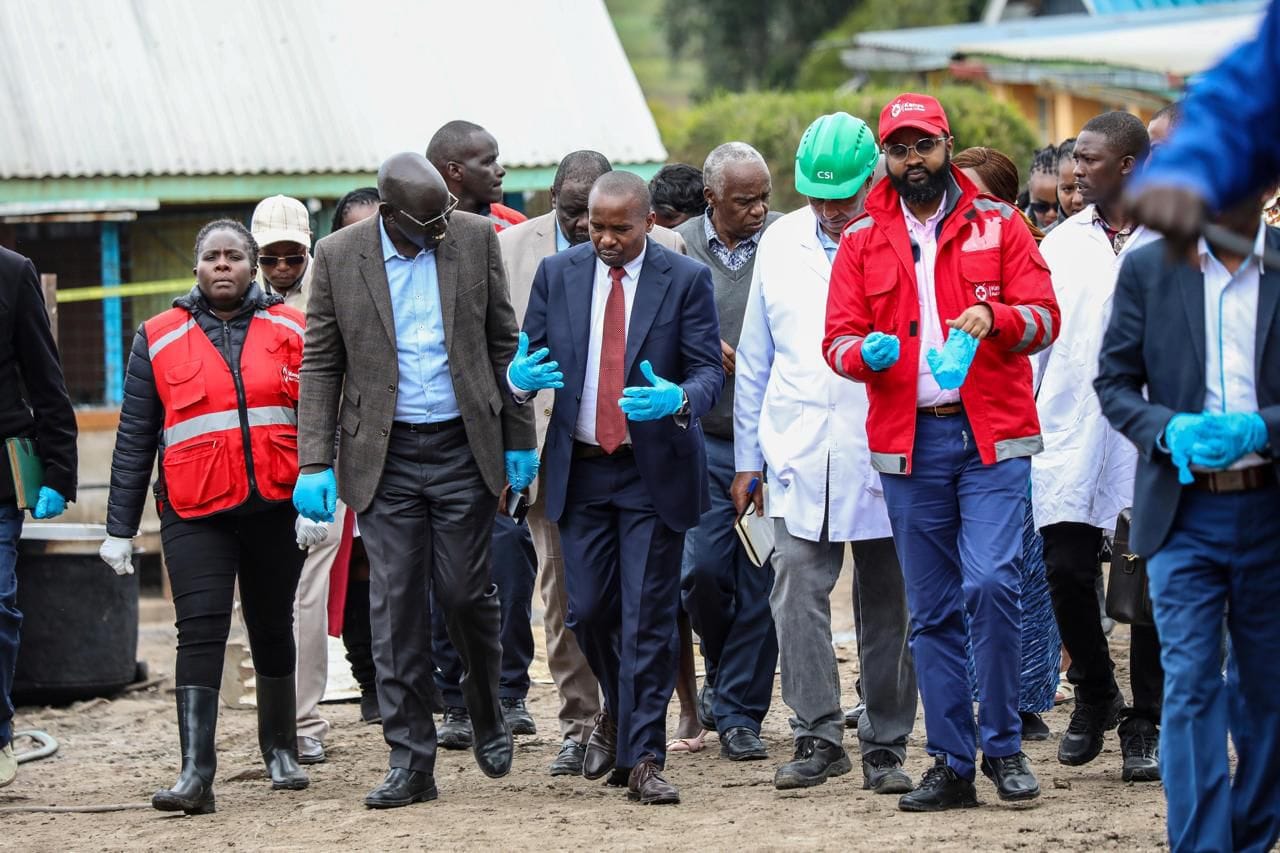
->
[823,94,1059,812]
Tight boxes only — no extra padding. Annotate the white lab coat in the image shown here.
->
[1031,206,1159,531]
[734,206,892,543]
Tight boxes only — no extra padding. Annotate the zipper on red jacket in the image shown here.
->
[220,318,259,494]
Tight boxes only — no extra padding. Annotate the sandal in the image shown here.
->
[666,731,706,753]
[1054,673,1075,706]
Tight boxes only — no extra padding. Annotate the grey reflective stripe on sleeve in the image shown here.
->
[1025,305,1053,353]
[164,406,297,446]
[1010,306,1039,353]
[995,435,1044,461]
[870,451,908,474]
[971,197,1015,219]
[826,334,862,379]
[254,310,304,339]
[842,217,876,237]
[148,318,197,360]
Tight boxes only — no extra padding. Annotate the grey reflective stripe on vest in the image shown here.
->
[826,334,863,380]
[971,197,1015,219]
[148,318,197,360]
[842,217,875,237]
[870,451,908,474]
[164,405,297,447]
[995,434,1043,461]
[1010,305,1053,354]
[254,310,304,339]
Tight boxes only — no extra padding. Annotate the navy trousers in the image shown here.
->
[681,434,777,733]
[559,452,683,769]
[432,513,538,706]
[0,502,21,749]
[1147,483,1280,853]
[880,412,1027,780]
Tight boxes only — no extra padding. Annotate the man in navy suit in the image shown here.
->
[509,171,722,805]
[1095,192,1280,853]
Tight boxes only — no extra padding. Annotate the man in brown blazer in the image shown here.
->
[498,151,687,776]
[295,152,536,809]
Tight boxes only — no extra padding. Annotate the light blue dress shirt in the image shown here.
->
[379,219,460,422]
[817,223,839,263]
[554,219,571,253]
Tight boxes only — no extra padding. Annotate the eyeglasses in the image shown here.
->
[259,254,306,268]
[1028,200,1055,215]
[395,194,459,239]
[883,136,949,162]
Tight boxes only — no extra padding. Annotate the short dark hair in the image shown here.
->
[1151,101,1182,127]
[194,218,258,267]
[426,120,487,170]
[331,187,380,233]
[552,150,612,196]
[649,164,706,219]
[590,170,651,215]
[1081,111,1149,161]
[1029,144,1058,178]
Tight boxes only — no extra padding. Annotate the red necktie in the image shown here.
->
[595,266,627,453]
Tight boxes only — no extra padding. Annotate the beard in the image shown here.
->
[889,158,951,206]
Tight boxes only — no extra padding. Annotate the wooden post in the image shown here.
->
[40,273,57,343]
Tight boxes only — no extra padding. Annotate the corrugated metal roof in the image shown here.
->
[0,0,666,179]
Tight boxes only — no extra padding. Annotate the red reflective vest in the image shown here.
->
[144,305,305,518]
[488,202,527,232]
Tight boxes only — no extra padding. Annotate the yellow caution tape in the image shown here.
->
[55,279,191,303]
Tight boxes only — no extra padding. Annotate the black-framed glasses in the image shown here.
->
[1028,200,1055,215]
[883,136,949,162]
[395,194,459,239]
[259,254,306,268]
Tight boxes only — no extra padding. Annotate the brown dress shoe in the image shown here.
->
[582,713,617,780]
[627,759,680,805]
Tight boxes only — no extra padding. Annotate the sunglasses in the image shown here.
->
[259,254,306,268]
[883,136,949,162]
[1028,200,1055,215]
[395,194,459,239]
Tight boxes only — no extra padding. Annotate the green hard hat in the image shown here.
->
[795,112,879,200]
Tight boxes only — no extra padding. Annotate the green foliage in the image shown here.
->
[664,86,1038,210]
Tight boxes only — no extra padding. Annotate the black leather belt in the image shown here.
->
[918,403,964,417]
[572,441,633,460]
[393,418,463,434]
[1189,464,1276,494]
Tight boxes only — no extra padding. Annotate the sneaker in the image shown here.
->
[861,749,914,794]
[980,751,1041,802]
[1020,711,1051,741]
[0,742,15,788]
[898,758,978,812]
[1058,694,1123,766]
[437,706,473,750]
[501,698,536,736]
[1118,716,1160,782]
[773,736,852,790]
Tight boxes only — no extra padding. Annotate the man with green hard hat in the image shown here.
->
[733,112,919,793]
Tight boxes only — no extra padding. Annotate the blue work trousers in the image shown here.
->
[0,502,20,748]
[1147,484,1280,853]
[880,412,1026,780]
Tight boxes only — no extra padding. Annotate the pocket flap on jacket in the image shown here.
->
[960,249,1001,284]
[164,360,203,385]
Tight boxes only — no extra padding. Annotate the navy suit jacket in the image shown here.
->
[521,238,723,532]
[1095,227,1280,555]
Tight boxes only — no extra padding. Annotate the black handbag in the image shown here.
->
[1105,508,1154,626]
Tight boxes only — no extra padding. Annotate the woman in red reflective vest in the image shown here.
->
[99,219,314,814]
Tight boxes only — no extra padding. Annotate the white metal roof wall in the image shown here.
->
[0,0,667,179]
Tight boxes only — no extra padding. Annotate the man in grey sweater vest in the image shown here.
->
[674,143,782,760]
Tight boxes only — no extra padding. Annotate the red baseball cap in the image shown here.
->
[878,94,950,143]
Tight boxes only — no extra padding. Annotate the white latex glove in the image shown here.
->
[99,535,135,576]
[295,515,332,550]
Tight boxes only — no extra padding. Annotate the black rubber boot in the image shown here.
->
[152,686,219,815]
[255,674,309,791]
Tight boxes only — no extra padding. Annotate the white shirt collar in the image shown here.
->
[595,242,647,282]
[1197,221,1268,275]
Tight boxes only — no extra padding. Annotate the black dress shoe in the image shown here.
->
[549,739,586,777]
[628,759,680,805]
[473,721,514,779]
[774,736,852,790]
[582,713,617,780]
[604,766,631,788]
[501,697,537,736]
[364,768,438,809]
[359,691,382,725]
[437,706,473,751]
[719,726,768,761]
[862,749,914,794]
[844,703,865,729]
[1058,694,1123,766]
[1020,711,1051,741]
[981,751,1041,802]
[1118,716,1160,782]
[696,683,717,732]
[898,758,978,812]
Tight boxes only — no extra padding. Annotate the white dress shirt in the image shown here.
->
[901,195,960,407]
[1200,222,1265,469]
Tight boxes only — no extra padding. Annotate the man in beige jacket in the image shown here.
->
[498,152,687,776]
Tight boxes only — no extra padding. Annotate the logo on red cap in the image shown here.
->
[890,101,927,119]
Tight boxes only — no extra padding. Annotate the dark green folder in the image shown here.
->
[5,437,43,511]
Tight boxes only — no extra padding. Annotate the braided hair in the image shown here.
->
[331,187,381,233]
[194,218,258,268]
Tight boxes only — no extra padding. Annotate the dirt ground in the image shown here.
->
[5,569,1168,852]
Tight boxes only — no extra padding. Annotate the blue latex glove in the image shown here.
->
[619,360,686,422]
[508,331,564,393]
[505,449,540,493]
[926,328,980,390]
[1188,411,1269,470]
[860,332,900,372]
[1163,413,1206,485]
[293,468,337,523]
[32,486,66,519]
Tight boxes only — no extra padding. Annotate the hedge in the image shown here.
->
[662,86,1039,211]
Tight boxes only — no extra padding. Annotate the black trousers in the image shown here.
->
[160,500,304,689]
[357,421,502,774]
[1041,521,1163,720]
